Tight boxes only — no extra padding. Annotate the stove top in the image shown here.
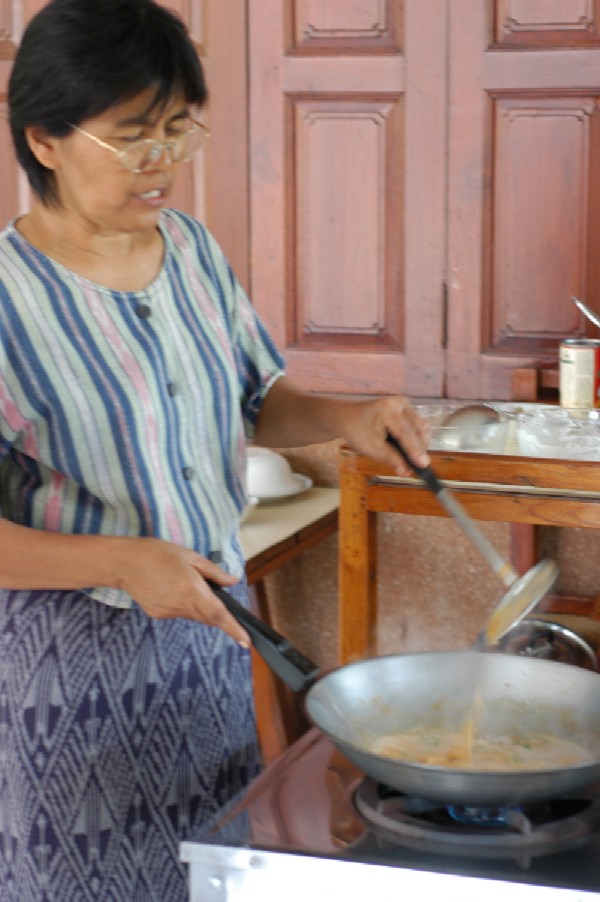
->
[181,729,600,900]
[354,777,600,867]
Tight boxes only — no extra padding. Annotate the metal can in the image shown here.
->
[559,338,600,408]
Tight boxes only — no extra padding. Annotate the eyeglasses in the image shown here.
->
[70,119,210,173]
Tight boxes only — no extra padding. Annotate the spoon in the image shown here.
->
[572,296,600,329]
[385,432,558,644]
[442,402,521,428]
[441,403,502,429]
[480,559,558,646]
[438,403,502,450]
[419,402,516,453]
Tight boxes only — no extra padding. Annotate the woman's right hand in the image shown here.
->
[117,537,251,647]
[0,522,251,646]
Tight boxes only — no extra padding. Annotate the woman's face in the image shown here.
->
[35,88,193,237]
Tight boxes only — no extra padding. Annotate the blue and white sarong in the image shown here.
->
[0,584,260,901]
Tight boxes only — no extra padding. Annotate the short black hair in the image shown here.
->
[9,0,208,205]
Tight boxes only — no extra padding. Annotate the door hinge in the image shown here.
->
[441,281,448,349]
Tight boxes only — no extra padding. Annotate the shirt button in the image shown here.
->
[182,466,194,480]
[135,304,151,319]
[209,550,223,564]
[167,381,178,397]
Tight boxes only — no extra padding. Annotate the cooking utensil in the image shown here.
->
[572,295,600,329]
[440,402,503,431]
[304,650,600,805]
[211,581,320,692]
[440,403,521,427]
[495,618,598,672]
[438,401,516,436]
[210,584,600,805]
[423,402,510,452]
[385,432,558,644]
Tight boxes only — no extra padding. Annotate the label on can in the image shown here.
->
[559,339,600,408]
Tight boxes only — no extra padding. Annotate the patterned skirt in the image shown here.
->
[0,585,261,901]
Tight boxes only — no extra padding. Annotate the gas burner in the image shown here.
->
[354,779,600,867]
[447,803,527,829]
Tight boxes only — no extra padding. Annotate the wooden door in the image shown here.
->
[446,0,600,399]
[248,0,447,397]
[248,0,600,399]
[5,2,600,401]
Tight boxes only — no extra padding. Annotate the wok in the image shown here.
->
[303,650,600,806]
[212,584,600,806]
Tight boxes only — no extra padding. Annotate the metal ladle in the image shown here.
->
[385,432,558,645]
[436,402,507,451]
[572,296,600,329]
[441,402,503,429]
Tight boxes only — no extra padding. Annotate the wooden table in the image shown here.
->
[338,448,600,664]
[240,486,339,583]
[240,486,339,763]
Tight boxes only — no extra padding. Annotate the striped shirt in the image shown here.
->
[0,209,285,607]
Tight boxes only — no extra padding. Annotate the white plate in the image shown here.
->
[255,474,313,502]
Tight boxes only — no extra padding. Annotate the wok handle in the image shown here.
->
[385,432,517,586]
[208,581,321,693]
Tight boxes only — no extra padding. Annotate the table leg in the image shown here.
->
[339,453,378,663]
[249,583,307,765]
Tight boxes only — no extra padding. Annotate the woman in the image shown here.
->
[0,0,430,898]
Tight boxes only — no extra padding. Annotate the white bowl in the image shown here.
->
[246,447,311,498]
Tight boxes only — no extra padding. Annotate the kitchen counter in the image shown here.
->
[239,486,339,579]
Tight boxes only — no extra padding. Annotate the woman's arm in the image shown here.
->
[253,375,431,474]
[0,519,250,645]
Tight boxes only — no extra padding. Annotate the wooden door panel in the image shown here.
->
[291,0,402,51]
[495,0,600,45]
[292,99,403,349]
[491,96,597,346]
[447,0,600,400]
[250,0,447,396]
